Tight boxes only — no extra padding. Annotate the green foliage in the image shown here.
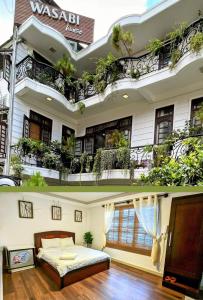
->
[77,101,86,114]
[169,49,182,69]
[42,152,61,170]
[83,232,93,245]
[79,152,93,173]
[141,129,203,186]
[146,39,164,55]
[190,32,203,53]
[167,22,187,40]
[93,148,102,179]
[106,130,129,148]
[94,53,117,93]
[195,103,203,123]
[22,172,48,187]
[17,138,33,156]
[112,24,135,56]
[116,147,130,170]
[55,54,76,77]
[10,155,24,178]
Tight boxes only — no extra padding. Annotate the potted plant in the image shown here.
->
[83,232,93,248]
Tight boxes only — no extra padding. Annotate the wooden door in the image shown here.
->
[163,194,203,298]
[29,122,41,141]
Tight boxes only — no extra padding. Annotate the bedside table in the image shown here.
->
[5,245,35,273]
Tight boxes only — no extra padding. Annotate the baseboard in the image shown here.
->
[111,258,163,277]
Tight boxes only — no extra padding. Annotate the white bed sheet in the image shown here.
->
[37,245,110,277]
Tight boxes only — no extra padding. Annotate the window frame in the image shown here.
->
[106,205,152,256]
[190,98,203,127]
[154,105,174,145]
[29,110,52,143]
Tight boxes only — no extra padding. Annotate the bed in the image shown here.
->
[34,231,110,289]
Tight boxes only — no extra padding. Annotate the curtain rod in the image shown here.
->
[102,193,169,207]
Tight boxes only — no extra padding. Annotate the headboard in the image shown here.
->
[34,231,75,254]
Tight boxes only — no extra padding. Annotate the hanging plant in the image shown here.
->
[116,147,130,171]
[80,152,88,173]
[190,32,203,54]
[167,22,187,41]
[93,148,102,180]
[77,102,86,114]
[100,149,116,172]
[169,48,182,69]
[86,155,93,173]
[146,39,164,56]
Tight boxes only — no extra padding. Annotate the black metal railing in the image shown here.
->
[16,18,203,103]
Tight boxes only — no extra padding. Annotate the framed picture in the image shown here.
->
[75,210,82,222]
[52,206,62,220]
[18,201,33,219]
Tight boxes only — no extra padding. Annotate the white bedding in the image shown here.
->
[37,245,110,277]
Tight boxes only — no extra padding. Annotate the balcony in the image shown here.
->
[15,18,203,106]
[12,126,203,185]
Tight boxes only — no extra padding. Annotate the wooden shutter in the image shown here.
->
[3,55,11,83]
[23,115,30,138]
[106,205,152,255]
[30,122,41,141]
[0,121,7,158]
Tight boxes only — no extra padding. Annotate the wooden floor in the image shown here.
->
[3,262,183,300]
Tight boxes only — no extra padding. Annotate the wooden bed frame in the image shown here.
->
[34,231,110,289]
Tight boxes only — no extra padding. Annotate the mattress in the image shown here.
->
[37,245,110,277]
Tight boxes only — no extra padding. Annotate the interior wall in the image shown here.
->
[0,193,89,247]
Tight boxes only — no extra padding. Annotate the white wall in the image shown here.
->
[78,88,203,147]
[12,97,77,145]
[0,193,89,247]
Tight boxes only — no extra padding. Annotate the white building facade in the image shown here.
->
[0,0,203,184]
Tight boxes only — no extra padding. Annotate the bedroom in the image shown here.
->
[0,192,202,300]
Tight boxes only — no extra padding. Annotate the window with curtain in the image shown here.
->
[106,205,153,255]
[191,98,203,128]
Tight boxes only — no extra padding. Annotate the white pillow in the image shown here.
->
[59,253,77,260]
[60,237,74,248]
[41,238,60,249]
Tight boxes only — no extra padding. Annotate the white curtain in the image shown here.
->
[103,203,115,248]
[133,194,162,266]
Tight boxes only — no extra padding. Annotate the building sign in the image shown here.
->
[15,0,95,44]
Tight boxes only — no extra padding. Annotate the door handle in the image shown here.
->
[168,231,172,247]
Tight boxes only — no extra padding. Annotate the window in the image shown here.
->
[62,125,74,144]
[154,105,174,144]
[29,111,52,143]
[85,116,132,152]
[106,205,152,255]
[191,98,203,128]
